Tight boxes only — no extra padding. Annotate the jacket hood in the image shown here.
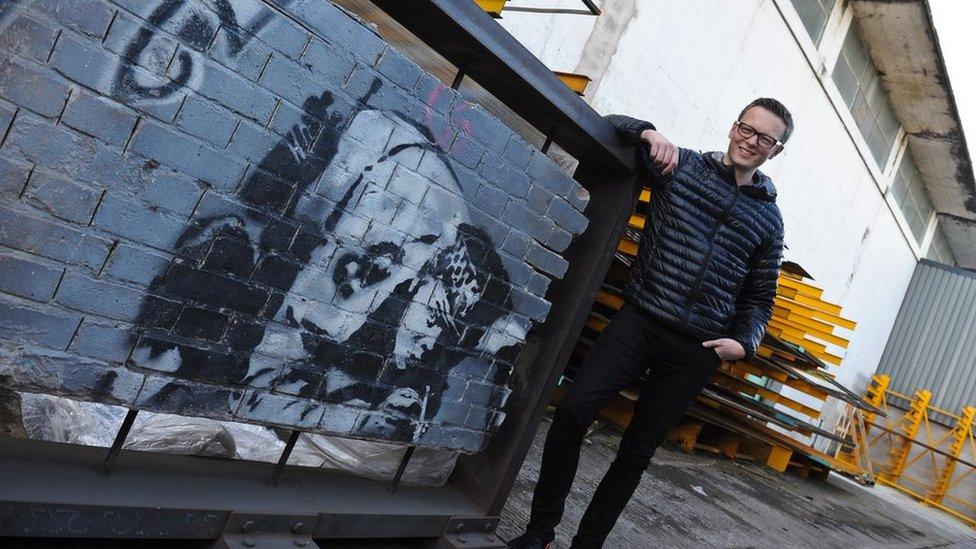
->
[703,151,777,202]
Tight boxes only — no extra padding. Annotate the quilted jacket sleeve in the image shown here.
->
[604,114,673,191]
[732,224,784,361]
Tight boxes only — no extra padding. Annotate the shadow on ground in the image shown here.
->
[498,416,976,549]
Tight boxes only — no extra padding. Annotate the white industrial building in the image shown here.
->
[495,0,974,442]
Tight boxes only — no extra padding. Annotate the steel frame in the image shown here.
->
[0,0,642,542]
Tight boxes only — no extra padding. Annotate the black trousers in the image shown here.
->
[526,304,722,548]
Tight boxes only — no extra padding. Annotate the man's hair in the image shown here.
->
[738,98,794,144]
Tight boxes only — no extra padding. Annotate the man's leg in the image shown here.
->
[571,323,721,548]
[524,305,662,542]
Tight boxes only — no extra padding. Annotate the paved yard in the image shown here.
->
[498,417,976,548]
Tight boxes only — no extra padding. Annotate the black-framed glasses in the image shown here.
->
[734,121,782,149]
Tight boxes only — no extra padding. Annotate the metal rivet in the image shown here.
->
[242,538,256,548]
[455,522,465,533]
[292,522,305,534]
[294,540,307,547]
[457,536,467,544]
[484,523,494,532]
[241,521,255,534]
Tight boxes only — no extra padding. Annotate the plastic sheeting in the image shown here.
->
[19,393,458,487]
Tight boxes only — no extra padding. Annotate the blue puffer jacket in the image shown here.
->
[606,114,784,360]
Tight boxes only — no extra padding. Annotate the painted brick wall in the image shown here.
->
[0,0,590,452]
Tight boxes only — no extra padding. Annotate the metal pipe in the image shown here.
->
[388,445,416,493]
[542,126,556,154]
[451,62,466,90]
[580,0,601,16]
[101,409,138,475]
[270,430,301,486]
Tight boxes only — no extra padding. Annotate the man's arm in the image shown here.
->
[604,115,680,182]
[731,228,784,361]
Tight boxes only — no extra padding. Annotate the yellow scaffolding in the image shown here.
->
[836,375,976,528]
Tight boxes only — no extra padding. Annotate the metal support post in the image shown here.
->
[270,430,301,486]
[880,389,931,483]
[388,445,416,493]
[101,409,138,475]
[929,405,976,503]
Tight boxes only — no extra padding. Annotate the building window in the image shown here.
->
[926,227,955,266]
[790,0,836,44]
[890,152,934,246]
[832,23,900,168]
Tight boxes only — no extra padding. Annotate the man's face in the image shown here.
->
[725,106,787,171]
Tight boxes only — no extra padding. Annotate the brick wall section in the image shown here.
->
[0,0,591,452]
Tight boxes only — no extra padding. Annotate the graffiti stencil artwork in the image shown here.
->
[0,0,588,451]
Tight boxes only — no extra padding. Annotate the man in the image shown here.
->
[509,98,790,548]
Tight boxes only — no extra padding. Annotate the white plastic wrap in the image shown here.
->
[20,393,458,486]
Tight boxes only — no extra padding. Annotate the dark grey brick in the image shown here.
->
[525,241,569,278]
[175,94,239,147]
[300,38,356,84]
[449,134,486,171]
[33,0,115,38]
[567,181,590,212]
[0,204,112,270]
[61,91,139,147]
[502,201,546,240]
[135,376,242,419]
[2,111,91,172]
[498,253,533,287]
[260,53,353,119]
[510,287,552,322]
[464,105,513,153]
[0,101,14,141]
[344,65,424,123]
[547,196,589,235]
[55,270,149,322]
[103,10,178,75]
[69,320,136,363]
[472,183,508,217]
[128,119,246,189]
[260,16,310,60]
[0,251,63,302]
[284,0,386,65]
[526,272,551,298]
[375,46,422,90]
[0,295,81,349]
[528,151,575,195]
[416,425,487,452]
[526,181,553,214]
[469,208,510,247]
[546,225,573,253]
[25,170,102,224]
[501,230,529,259]
[0,346,143,405]
[127,119,196,168]
[226,120,279,165]
[143,173,204,217]
[237,390,324,429]
[102,242,172,285]
[208,27,272,81]
[0,56,70,118]
[530,216,558,251]
[0,13,59,62]
[174,52,277,123]
[0,155,31,198]
[492,162,531,199]
[92,194,188,250]
[412,72,455,116]
[50,31,183,121]
[503,133,533,169]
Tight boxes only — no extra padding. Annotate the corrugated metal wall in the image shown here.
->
[876,260,976,425]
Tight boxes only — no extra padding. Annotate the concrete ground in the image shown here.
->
[497,417,976,549]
